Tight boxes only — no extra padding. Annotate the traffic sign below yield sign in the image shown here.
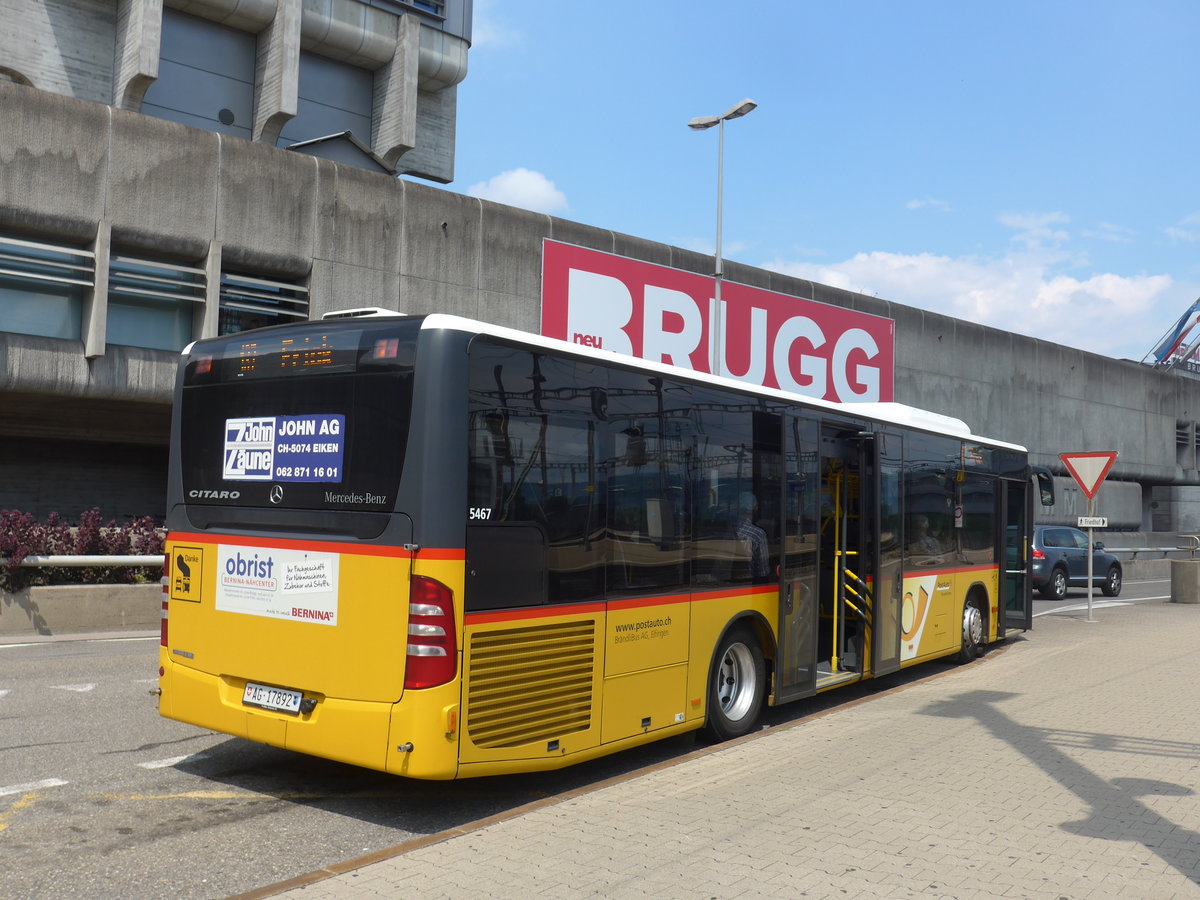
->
[1060,451,1118,500]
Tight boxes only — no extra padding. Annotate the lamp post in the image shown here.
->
[689,98,757,377]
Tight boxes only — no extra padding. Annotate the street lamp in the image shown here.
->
[689,98,757,377]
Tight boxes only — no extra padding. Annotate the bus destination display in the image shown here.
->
[228,331,361,380]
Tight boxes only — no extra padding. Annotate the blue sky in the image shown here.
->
[447,1,1200,362]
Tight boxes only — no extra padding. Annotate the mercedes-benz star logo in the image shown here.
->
[269,484,284,504]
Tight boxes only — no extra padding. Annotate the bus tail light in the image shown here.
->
[405,576,457,689]
[160,559,170,647]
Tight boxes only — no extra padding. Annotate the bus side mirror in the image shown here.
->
[1032,467,1055,507]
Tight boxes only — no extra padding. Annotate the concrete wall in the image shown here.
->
[1,80,1197,527]
[0,583,161,635]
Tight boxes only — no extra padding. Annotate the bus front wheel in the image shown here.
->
[957,598,986,663]
[704,624,765,741]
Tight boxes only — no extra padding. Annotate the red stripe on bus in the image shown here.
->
[416,548,467,560]
[465,602,608,625]
[465,584,778,625]
[606,592,691,611]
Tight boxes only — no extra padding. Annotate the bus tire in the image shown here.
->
[957,598,986,663]
[703,624,766,741]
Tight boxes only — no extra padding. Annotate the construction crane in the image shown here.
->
[1145,297,1200,372]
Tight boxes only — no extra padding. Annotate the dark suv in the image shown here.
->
[1031,525,1122,600]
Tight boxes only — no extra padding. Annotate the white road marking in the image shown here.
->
[138,753,209,770]
[0,636,157,650]
[0,689,9,700]
[50,683,97,692]
[1035,598,1149,617]
[0,778,69,797]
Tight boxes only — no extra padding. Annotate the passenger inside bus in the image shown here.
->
[735,491,770,582]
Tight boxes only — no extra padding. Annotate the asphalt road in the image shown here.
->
[1,577,1171,900]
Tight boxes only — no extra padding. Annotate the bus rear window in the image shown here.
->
[179,319,420,512]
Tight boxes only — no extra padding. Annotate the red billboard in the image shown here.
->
[540,240,894,403]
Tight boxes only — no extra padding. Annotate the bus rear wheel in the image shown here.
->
[704,624,765,741]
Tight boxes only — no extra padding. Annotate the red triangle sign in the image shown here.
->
[1059,451,1117,500]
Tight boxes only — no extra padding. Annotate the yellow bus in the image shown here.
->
[159,312,1049,779]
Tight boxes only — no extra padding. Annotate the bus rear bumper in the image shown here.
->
[158,653,394,774]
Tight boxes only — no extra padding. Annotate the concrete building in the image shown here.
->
[2,1,1199,531]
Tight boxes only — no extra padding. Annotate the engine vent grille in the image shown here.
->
[466,620,596,749]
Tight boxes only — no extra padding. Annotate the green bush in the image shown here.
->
[0,509,165,592]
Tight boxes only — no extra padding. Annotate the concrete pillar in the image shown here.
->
[398,84,458,183]
[253,0,301,145]
[82,221,111,359]
[199,241,222,340]
[373,13,420,171]
[113,0,163,110]
[1170,559,1200,604]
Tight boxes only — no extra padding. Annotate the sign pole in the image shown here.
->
[1086,496,1095,623]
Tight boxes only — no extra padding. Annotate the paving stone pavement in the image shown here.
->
[259,600,1200,899]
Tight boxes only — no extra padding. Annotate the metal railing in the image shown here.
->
[1101,536,1200,561]
[0,555,165,568]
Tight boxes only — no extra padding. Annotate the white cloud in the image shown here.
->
[906,197,952,212]
[1082,222,1135,243]
[999,210,1071,249]
[760,247,1172,358]
[466,168,568,214]
[674,237,749,257]
[1166,213,1200,244]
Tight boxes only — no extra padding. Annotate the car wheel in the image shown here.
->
[703,624,765,741]
[1101,565,1122,597]
[1040,567,1068,600]
[957,598,985,663]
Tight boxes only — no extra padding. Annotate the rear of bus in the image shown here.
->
[158,315,467,779]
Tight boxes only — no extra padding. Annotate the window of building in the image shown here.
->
[278,52,374,148]
[107,255,205,351]
[141,9,256,139]
[1177,421,1193,469]
[0,235,92,340]
[218,272,309,335]
[368,0,445,15]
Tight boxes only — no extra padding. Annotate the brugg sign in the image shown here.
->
[540,241,894,403]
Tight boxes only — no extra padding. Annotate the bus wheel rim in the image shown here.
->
[719,642,756,720]
[963,603,983,647]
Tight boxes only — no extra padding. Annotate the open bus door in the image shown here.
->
[811,423,880,688]
[774,414,818,703]
[1001,469,1049,633]
[873,431,903,677]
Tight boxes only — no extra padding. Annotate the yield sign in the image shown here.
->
[1060,451,1118,500]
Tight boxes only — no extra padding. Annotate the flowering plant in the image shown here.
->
[0,509,165,592]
